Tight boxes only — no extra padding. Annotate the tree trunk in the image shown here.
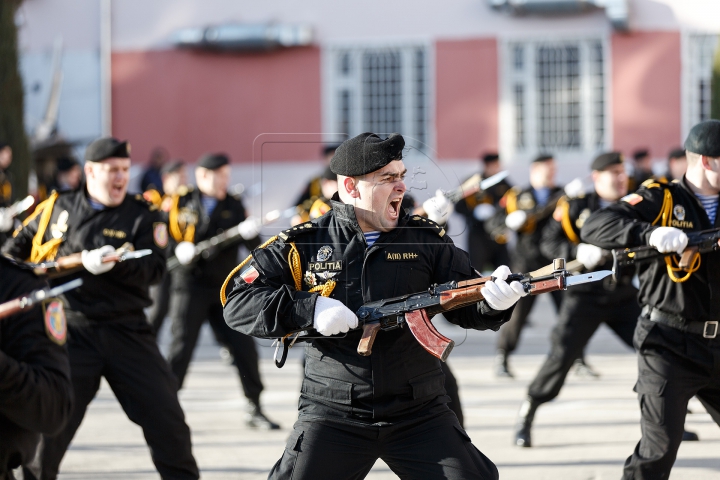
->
[0,0,29,199]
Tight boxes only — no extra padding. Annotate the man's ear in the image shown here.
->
[83,162,94,180]
[700,155,715,171]
[343,177,360,198]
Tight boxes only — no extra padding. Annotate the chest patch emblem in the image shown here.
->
[518,193,535,210]
[317,245,333,262]
[43,299,67,345]
[153,222,168,248]
[51,210,69,239]
[575,208,591,229]
[673,204,686,221]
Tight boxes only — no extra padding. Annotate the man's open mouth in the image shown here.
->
[388,198,402,218]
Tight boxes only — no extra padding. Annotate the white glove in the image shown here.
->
[481,278,527,311]
[576,243,605,270]
[0,208,13,232]
[564,178,587,198]
[648,227,688,254]
[174,241,196,265]
[238,217,263,240]
[505,210,528,231]
[473,203,495,221]
[313,296,358,336]
[491,265,512,281]
[422,189,453,224]
[81,245,116,275]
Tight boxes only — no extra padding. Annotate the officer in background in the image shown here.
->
[0,256,72,480]
[166,153,280,429]
[628,148,654,192]
[455,153,512,271]
[144,159,187,334]
[291,144,341,226]
[2,137,199,479]
[665,148,687,183]
[514,152,639,447]
[485,155,564,377]
[52,156,82,193]
[0,142,14,246]
[581,120,720,479]
[223,132,524,479]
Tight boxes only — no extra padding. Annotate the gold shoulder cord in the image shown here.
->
[647,184,700,283]
[557,197,580,244]
[168,194,195,242]
[220,237,336,306]
[23,192,63,263]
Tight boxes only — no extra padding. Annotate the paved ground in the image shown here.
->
[54,295,720,479]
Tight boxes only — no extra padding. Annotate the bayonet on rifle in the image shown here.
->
[0,278,83,320]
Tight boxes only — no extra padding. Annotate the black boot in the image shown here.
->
[682,429,699,441]
[246,400,281,430]
[514,397,539,447]
[494,350,514,378]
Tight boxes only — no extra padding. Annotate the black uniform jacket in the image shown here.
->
[170,186,261,289]
[223,198,512,421]
[486,186,564,271]
[0,256,72,473]
[541,192,637,302]
[2,187,167,325]
[581,178,720,322]
[455,175,512,241]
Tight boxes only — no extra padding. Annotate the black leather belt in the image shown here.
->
[641,305,718,339]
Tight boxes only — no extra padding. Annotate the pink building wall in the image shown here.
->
[111,47,323,164]
[435,38,499,160]
[611,31,682,158]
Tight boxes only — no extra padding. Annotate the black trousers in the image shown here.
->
[496,291,563,354]
[167,285,263,402]
[269,408,498,480]
[442,362,464,427]
[40,322,198,480]
[622,318,720,480]
[147,273,172,335]
[467,230,510,273]
[528,294,638,404]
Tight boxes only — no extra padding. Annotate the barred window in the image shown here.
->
[500,38,607,157]
[684,34,719,137]
[324,45,430,152]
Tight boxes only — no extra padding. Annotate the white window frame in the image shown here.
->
[322,41,435,158]
[499,36,611,164]
[681,31,720,141]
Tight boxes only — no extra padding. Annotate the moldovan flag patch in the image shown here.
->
[622,193,643,205]
[241,266,260,284]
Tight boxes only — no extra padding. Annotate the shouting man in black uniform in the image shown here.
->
[2,137,199,480]
[166,153,279,429]
[581,120,720,479]
[223,132,526,479]
[0,256,73,479]
[514,152,639,446]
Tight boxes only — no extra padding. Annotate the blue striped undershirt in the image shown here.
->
[201,195,218,216]
[364,231,380,248]
[88,198,106,211]
[695,193,719,224]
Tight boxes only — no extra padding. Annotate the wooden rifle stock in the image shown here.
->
[0,298,23,320]
[405,309,454,361]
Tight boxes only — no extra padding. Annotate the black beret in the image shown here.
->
[482,153,499,163]
[85,137,130,162]
[330,133,404,176]
[57,156,79,172]
[0,141,8,150]
[161,159,185,176]
[197,153,229,170]
[532,154,554,163]
[591,152,623,171]
[633,149,649,160]
[668,148,686,160]
[322,143,342,157]
[684,120,720,157]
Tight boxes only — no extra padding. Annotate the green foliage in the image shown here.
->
[0,0,29,198]
[712,36,720,121]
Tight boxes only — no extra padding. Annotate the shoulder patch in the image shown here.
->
[43,299,66,346]
[408,215,445,237]
[153,222,168,248]
[621,193,644,205]
[278,221,317,241]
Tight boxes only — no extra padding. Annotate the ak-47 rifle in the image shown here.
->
[612,227,720,277]
[0,278,82,320]
[412,171,509,217]
[272,259,612,367]
[166,208,295,272]
[27,246,152,278]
